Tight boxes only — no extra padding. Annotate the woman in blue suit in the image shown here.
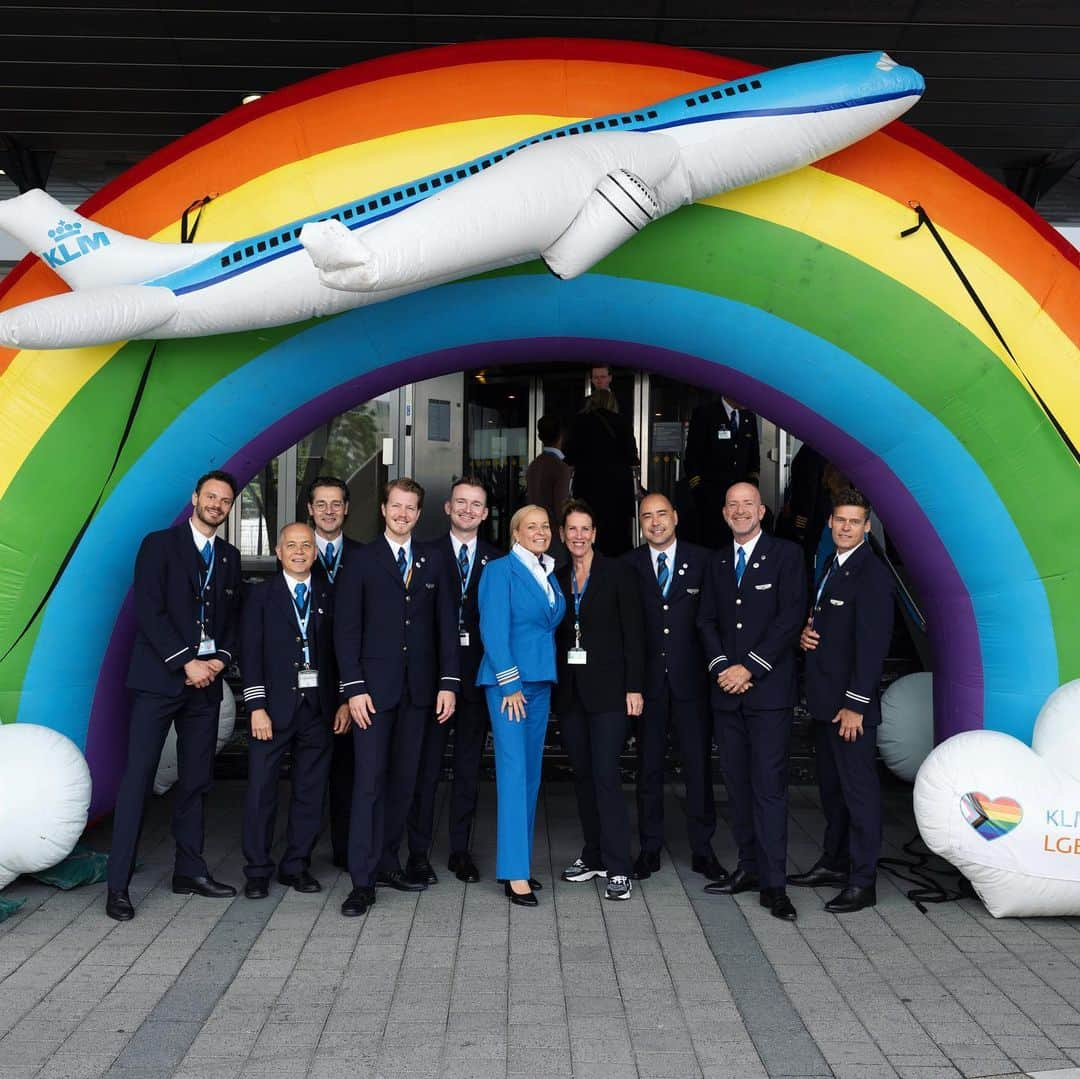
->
[478,504,566,906]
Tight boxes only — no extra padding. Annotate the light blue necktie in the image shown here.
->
[201,540,213,566]
[397,548,408,578]
[656,551,669,596]
[325,541,335,566]
[735,545,746,586]
[458,542,470,586]
[294,582,307,609]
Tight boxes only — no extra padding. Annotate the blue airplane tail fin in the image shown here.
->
[0,189,226,291]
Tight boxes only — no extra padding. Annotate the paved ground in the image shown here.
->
[3,779,1080,1079]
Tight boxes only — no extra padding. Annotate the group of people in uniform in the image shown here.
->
[104,460,895,926]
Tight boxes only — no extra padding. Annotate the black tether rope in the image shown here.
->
[900,202,1080,466]
[0,343,158,666]
[878,832,974,913]
[180,194,217,243]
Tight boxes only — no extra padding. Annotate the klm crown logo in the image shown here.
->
[42,217,110,270]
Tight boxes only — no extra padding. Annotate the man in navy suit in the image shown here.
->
[240,523,350,898]
[697,482,806,921]
[791,488,895,913]
[625,494,727,883]
[334,478,460,917]
[304,475,365,869]
[106,470,242,921]
[406,477,500,886]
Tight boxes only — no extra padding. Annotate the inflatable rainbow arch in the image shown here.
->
[0,39,1077,817]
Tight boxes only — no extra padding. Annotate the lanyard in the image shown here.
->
[457,545,471,627]
[291,587,312,667]
[322,542,342,583]
[197,541,215,632]
[571,569,590,647]
[814,558,836,608]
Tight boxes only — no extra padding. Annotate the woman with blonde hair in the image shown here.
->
[477,504,566,905]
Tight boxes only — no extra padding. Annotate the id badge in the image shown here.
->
[298,668,319,689]
[197,637,217,657]
[567,648,587,666]
[717,429,732,440]
[458,631,470,647]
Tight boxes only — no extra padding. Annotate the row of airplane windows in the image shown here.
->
[216,80,760,271]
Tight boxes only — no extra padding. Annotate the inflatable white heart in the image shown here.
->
[0,724,92,890]
[914,679,1080,917]
[153,684,236,795]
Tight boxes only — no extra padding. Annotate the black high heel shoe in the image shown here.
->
[504,880,538,907]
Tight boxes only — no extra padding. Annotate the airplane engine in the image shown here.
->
[541,170,661,280]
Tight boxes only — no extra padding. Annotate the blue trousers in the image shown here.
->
[486,683,551,880]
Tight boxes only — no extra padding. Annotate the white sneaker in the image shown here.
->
[561,858,606,883]
[605,875,633,901]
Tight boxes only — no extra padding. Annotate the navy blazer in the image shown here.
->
[126,522,241,701]
[697,532,806,711]
[311,535,363,590]
[477,552,566,696]
[333,536,460,711]
[442,534,501,703]
[804,542,895,726]
[554,553,645,714]
[624,540,713,702]
[240,573,338,726]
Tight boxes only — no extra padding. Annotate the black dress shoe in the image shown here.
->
[376,868,426,892]
[504,881,538,907]
[447,851,480,883]
[760,888,798,921]
[341,886,375,917]
[278,869,321,893]
[704,867,759,895]
[632,850,661,880]
[172,874,237,898]
[105,889,134,921]
[691,854,729,882]
[405,856,438,886]
[528,878,543,891]
[825,884,876,914]
[787,863,848,888]
[244,878,270,899]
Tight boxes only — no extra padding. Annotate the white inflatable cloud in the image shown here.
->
[153,684,236,795]
[0,724,92,890]
[879,672,935,783]
[914,679,1080,917]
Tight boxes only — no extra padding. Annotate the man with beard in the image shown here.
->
[106,470,242,921]
[697,482,806,922]
[405,477,500,885]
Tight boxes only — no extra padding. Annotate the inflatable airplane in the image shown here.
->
[0,51,923,350]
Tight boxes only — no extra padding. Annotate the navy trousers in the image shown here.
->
[108,688,218,890]
[714,704,792,890]
[407,694,489,858]
[328,729,353,865]
[559,706,632,878]
[241,697,332,880]
[636,688,715,857]
[813,719,882,887]
[347,687,428,888]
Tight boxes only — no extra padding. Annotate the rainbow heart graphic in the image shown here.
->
[960,791,1023,840]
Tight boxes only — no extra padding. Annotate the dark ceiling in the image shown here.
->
[2,1,1080,220]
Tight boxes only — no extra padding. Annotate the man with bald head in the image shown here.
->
[240,523,349,898]
[697,483,806,921]
[624,494,727,883]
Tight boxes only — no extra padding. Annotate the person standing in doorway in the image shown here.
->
[526,415,572,567]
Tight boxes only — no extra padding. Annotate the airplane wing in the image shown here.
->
[0,284,177,349]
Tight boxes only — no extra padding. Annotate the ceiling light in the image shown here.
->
[241,94,263,105]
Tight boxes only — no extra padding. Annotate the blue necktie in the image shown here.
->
[201,540,212,566]
[397,548,408,578]
[294,581,307,609]
[656,551,669,596]
[325,541,335,566]
[458,543,470,586]
[735,545,746,586]
[730,409,739,436]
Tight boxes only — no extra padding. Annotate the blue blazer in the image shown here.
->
[477,553,566,697]
[334,536,460,711]
[126,522,241,701]
[240,573,339,726]
[804,542,895,727]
